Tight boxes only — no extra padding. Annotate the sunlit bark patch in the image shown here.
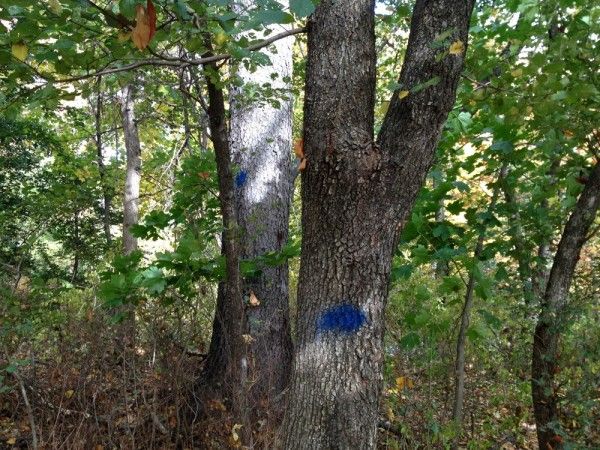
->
[316,303,366,334]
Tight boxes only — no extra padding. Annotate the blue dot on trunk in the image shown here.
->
[317,303,366,334]
[235,170,247,188]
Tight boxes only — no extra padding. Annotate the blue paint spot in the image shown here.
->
[235,170,247,188]
[317,303,366,334]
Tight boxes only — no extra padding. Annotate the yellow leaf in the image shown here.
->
[6,437,16,445]
[214,32,229,47]
[386,405,395,422]
[396,376,414,391]
[398,90,409,99]
[64,389,74,398]
[395,376,406,390]
[118,31,132,43]
[11,42,28,61]
[231,423,242,442]
[249,290,260,306]
[449,40,465,55]
[510,68,523,77]
[242,334,255,344]
[48,0,62,14]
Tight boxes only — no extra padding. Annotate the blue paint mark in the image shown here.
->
[317,303,366,334]
[235,170,247,188]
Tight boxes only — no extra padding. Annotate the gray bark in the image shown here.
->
[279,0,475,448]
[229,0,294,417]
[531,160,600,450]
[120,84,141,255]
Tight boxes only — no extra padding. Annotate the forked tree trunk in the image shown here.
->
[532,161,600,450]
[279,1,475,447]
[228,0,294,418]
[120,84,141,256]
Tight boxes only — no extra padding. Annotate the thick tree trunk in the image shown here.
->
[531,161,600,450]
[452,168,503,443]
[279,1,474,448]
[95,76,112,245]
[120,84,141,255]
[228,0,294,418]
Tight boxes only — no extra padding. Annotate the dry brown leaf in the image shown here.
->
[293,138,304,159]
[249,290,260,306]
[298,158,307,171]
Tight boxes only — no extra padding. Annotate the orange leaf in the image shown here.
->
[147,0,157,41]
[298,158,307,171]
[293,138,304,159]
[132,4,151,50]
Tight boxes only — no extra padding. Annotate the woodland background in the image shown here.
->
[0,0,599,449]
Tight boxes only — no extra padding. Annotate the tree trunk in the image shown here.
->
[279,1,474,447]
[202,57,251,443]
[118,83,141,345]
[531,160,600,450]
[95,76,112,245]
[120,84,141,255]
[452,167,503,443]
[228,0,294,419]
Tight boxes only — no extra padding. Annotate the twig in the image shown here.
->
[13,373,39,450]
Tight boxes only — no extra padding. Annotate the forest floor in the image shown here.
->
[1,308,597,449]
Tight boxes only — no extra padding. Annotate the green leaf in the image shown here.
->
[290,0,316,17]
[141,267,167,295]
[119,0,142,18]
[477,309,502,330]
[467,323,488,341]
[391,264,413,282]
[440,276,463,294]
[254,9,294,26]
[399,332,420,349]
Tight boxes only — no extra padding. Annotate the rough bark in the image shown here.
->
[120,84,141,255]
[531,161,600,450]
[202,59,251,442]
[452,167,503,442]
[228,0,294,418]
[279,1,475,448]
[95,76,112,245]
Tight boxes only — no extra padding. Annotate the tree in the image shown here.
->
[532,160,600,449]
[279,0,475,446]
[202,0,295,422]
[120,83,142,256]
